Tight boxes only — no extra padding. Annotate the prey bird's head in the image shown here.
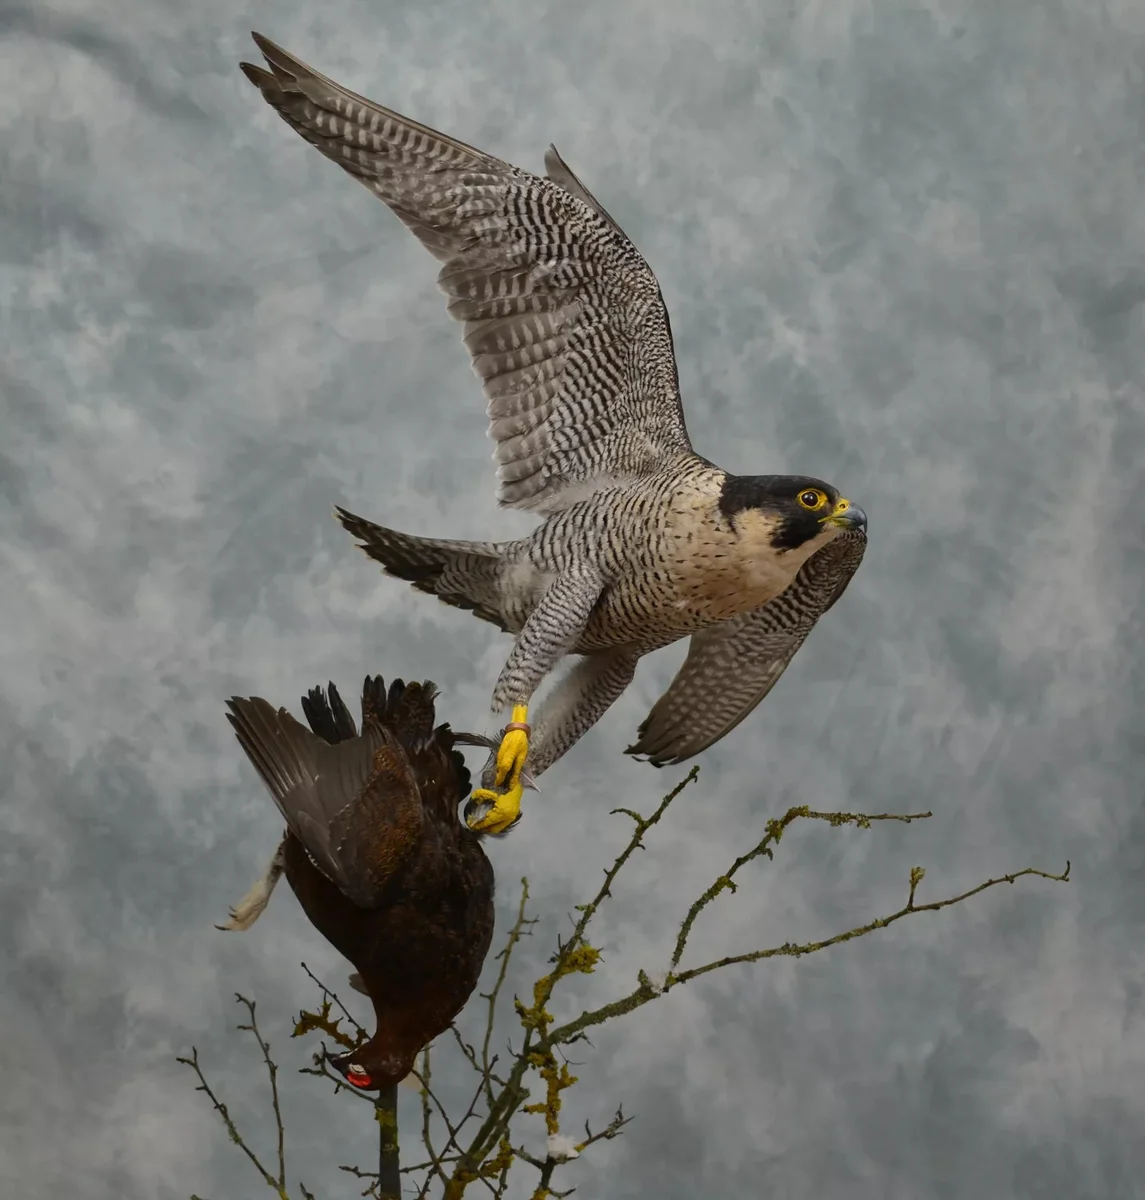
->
[326,1044,416,1092]
[718,474,867,552]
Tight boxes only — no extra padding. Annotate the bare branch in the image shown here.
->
[414,1045,450,1194]
[573,767,700,956]
[300,961,365,1033]
[671,805,932,970]
[577,1105,632,1151]
[676,860,1072,984]
[409,1061,464,1153]
[527,1154,557,1199]
[293,964,365,1051]
[233,995,287,1191]
[176,1046,285,1197]
[686,864,1070,984]
[480,878,535,1105]
[449,1026,487,1079]
[545,859,1072,1047]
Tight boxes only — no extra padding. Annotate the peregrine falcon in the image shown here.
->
[220,674,498,1091]
[239,34,868,835]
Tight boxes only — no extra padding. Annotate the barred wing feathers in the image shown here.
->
[242,34,696,513]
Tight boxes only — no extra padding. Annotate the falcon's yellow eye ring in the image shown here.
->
[797,489,827,511]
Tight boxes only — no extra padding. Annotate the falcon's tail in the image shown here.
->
[336,507,509,631]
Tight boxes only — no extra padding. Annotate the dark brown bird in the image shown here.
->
[219,674,496,1091]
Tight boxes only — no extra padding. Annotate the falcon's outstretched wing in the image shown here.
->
[626,531,867,766]
[241,34,697,513]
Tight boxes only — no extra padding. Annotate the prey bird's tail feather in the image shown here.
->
[336,507,509,630]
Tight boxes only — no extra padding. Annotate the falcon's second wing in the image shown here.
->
[241,34,696,514]
[626,531,867,766]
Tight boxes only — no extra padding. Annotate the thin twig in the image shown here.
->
[577,1106,632,1151]
[234,995,287,1191]
[399,1155,462,1175]
[409,1063,464,1152]
[176,1047,284,1195]
[480,879,535,1106]
[300,961,366,1036]
[450,1026,485,1076]
[675,860,1072,985]
[573,767,700,957]
[671,805,932,969]
[545,860,1072,1046]
[416,1045,450,1194]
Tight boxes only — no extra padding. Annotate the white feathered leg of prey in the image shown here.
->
[216,839,286,931]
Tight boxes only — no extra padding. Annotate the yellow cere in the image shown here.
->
[820,497,851,523]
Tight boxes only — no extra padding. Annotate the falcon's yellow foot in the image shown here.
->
[465,705,530,835]
[493,704,530,784]
[465,778,524,835]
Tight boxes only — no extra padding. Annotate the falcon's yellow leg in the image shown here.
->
[467,705,530,834]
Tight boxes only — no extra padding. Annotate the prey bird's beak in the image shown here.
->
[822,499,867,531]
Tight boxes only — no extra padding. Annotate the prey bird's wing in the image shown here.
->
[626,531,867,766]
[226,696,418,907]
[241,34,696,513]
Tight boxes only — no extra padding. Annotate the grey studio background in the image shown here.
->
[3,2,1145,1197]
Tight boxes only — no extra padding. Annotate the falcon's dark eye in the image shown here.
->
[798,489,827,511]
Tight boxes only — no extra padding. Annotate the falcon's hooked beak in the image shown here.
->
[822,498,867,531]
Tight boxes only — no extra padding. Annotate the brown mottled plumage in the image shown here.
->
[221,676,495,1091]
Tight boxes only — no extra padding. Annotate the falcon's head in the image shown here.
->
[718,473,867,553]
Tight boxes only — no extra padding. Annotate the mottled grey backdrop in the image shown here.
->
[3,1,1144,1196]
